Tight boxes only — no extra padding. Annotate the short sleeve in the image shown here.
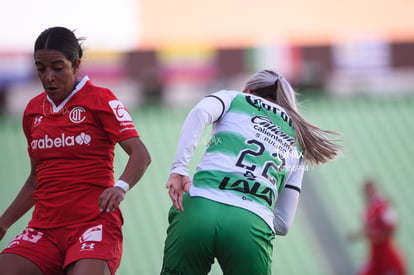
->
[95,89,139,143]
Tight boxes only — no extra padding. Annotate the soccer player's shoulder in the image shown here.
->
[25,92,47,114]
[83,81,116,101]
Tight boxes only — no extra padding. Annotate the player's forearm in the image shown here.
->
[274,166,304,235]
[273,188,300,235]
[118,137,151,190]
[0,176,36,230]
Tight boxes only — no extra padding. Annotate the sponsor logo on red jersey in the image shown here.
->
[31,132,92,149]
[109,100,132,122]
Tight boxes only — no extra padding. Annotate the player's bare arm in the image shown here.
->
[0,159,37,240]
[98,137,151,213]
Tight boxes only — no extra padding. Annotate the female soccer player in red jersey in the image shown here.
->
[0,27,151,275]
[350,179,407,275]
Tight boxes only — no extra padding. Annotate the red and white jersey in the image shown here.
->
[361,197,406,275]
[364,196,396,244]
[22,76,139,228]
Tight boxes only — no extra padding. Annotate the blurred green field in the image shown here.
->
[0,93,413,274]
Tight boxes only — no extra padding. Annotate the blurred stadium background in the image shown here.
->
[1,0,413,274]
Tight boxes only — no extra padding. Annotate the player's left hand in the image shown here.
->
[99,186,126,213]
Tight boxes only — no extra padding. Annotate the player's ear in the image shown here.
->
[244,88,252,94]
[73,59,81,74]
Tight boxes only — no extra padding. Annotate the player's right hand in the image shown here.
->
[98,186,126,213]
[166,173,191,212]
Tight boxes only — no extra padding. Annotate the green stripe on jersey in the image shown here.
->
[206,131,243,156]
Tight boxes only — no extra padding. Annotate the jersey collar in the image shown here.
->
[47,76,89,113]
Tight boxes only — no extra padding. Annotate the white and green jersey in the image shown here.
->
[170,90,304,232]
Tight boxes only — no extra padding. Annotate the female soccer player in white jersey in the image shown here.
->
[160,70,342,275]
[0,27,151,275]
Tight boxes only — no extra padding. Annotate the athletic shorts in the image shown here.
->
[160,195,275,275]
[358,252,407,275]
[1,214,123,275]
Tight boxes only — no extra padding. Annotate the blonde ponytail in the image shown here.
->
[276,77,342,165]
[245,69,342,165]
